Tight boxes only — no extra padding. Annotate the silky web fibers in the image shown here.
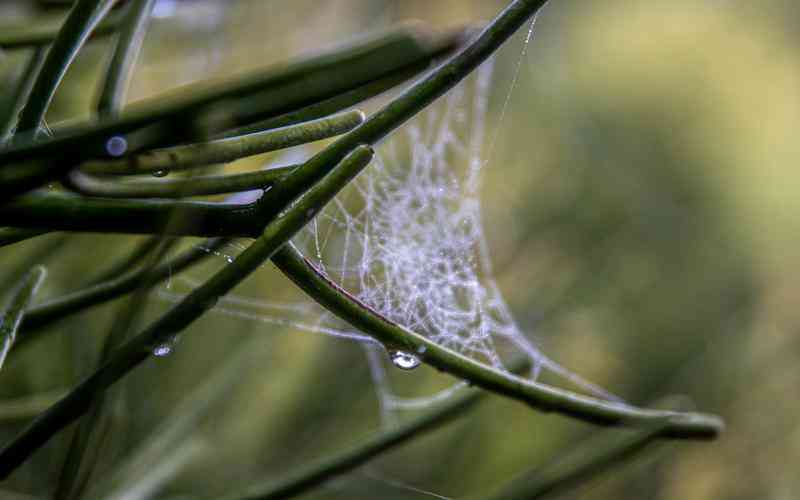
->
[165,53,620,415]
[290,59,619,408]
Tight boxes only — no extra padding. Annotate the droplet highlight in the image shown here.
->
[390,350,420,370]
[105,135,128,157]
[152,334,180,357]
[152,169,169,178]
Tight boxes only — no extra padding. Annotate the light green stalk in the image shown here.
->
[0,266,47,371]
[67,164,298,198]
[79,110,364,176]
[0,146,374,477]
[14,0,118,138]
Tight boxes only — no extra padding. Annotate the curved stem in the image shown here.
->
[14,0,118,138]
[96,0,156,115]
[0,24,458,167]
[272,244,723,440]
[67,165,298,198]
[80,110,364,176]
[0,267,47,371]
[0,147,374,477]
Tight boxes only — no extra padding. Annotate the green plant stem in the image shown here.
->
[1,46,48,143]
[0,227,50,248]
[0,192,259,237]
[0,24,458,168]
[0,146,374,478]
[273,243,722,440]
[67,164,298,198]
[79,110,364,176]
[0,267,47,371]
[478,425,668,500]
[14,0,118,138]
[17,238,229,345]
[54,236,176,500]
[223,357,530,500]
[214,66,423,139]
[0,9,122,49]
[255,0,547,220]
[96,0,156,115]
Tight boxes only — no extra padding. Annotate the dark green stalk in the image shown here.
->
[0,227,50,248]
[0,267,47,371]
[0,46,48,143]
[227,390,484,500]
[14,0,118,138]
[478,425,668,500]
[223,357,530,500]
[96,0,156,115]
[214,65,424,139]
[79,110,364,176]
[54,237,174,500]
[256,0,548,219]
[273,244,722,440]
[0,9,123,49]
[0,192,259,237]
[0,25,458,167]
[17,238,229,343]
[67,164,298,198]
[0,146,374,478]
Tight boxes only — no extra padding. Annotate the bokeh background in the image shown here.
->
[1,0,799,498]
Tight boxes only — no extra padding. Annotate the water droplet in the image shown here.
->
[105,135,128,157]
[152,169,169,178]
[389,350,420,370]
[152,334,180,357]
[416,345,427,355]
[152,343,173,357]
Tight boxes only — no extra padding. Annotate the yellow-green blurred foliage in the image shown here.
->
[1,1,798,498]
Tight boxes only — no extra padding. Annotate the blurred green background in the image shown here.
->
[1,0,799,498]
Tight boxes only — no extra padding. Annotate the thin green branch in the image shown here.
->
[0,146,374,478]
[96,0,157,115]
[0,266,47,371]
[17,238,229,344]
[54,237,175,500]
[255,0,548,219]
[273,244,722,440]
[79,110,364,176]
[1,46,48,143]
[0,192,260,237]
[222,358,530,500]
[67,164,298,199]
[0,24,458,167]
[14,0,118,138]
[0,8,122,49]
[478,423,669,500]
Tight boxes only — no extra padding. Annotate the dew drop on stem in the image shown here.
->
[389,350,420,370]
[105,135,128,157]
[152,169,170,178]
[152,334,181,357]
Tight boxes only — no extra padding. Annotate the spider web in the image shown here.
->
[162,56,619,414]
